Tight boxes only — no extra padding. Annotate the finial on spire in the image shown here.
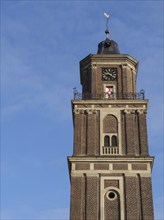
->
[104,12,110,39]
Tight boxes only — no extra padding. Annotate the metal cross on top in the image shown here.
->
[104,12,110,39]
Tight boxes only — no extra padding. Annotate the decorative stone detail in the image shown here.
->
[121,63,128,68]
[74,108,98,115]
[86,109,91,114]
[128,104,143,108]
[123,109,131,114]
[123,109,137,114]
[130,109,136,114]
[137,109,147,114]
[120,63,136,72]
[73,109,80,114]
[80,109,85,114]
[131,68,137,75]
[86,109,97,114]
[74,103,147,109]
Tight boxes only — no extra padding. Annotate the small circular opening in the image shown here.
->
[108,192,115,199]
[107,191,117,200]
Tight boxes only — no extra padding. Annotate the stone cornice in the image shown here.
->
[73,109,98,115]
[67,156,154,176]
[72,99,148,105]
[72,100,149,112]
[67,156,154,164]
[123,109,147,114]
[80,54,138,69]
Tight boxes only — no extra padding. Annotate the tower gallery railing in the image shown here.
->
[103,146,119,155]
[73,88,145,100]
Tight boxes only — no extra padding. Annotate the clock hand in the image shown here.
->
[108,73,113,77]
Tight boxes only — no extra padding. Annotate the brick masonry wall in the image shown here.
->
[86,111,100,156]
[125,113,135,155]
[134,113,140,155]
[121,111,126,154]
[121,110,149,157]
[125,176,139,219]
[122,65,135,99]
[140,176,154,219]
[132,69,137,95]
[81,113,87,155]
[104,191,120,220]
[70,176,85,220]
[95,111,100,155]
[117,65,123,99]
[82,66,91,96]
[124,175,154,219]
[73,110,100,156]
[73,113,81,156]
[86,176,99,220]
[138,113,149,156]
[136,174,142,219]
[126,66,133,98]
[87,113,95,155]
[73,112,87,155]
[122,65,128,98]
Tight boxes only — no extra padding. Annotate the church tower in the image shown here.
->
[68,14,154,220]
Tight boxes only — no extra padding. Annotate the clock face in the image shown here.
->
[102,68,117,81]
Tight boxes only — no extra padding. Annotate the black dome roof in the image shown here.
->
[97,38,120,54]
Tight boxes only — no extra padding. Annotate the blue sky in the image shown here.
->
[1,1,163,219]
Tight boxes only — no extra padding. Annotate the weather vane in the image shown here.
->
[104,12,110,39]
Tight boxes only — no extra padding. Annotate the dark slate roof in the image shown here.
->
[97,38,120,54]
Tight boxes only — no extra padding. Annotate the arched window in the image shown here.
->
[104,135,110,146]
[111,135,117,146]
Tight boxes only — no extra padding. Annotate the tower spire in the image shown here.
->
[104,12,110,39]
[97,12,120,54]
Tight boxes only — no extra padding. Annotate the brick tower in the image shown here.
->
[68,15,154,220]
